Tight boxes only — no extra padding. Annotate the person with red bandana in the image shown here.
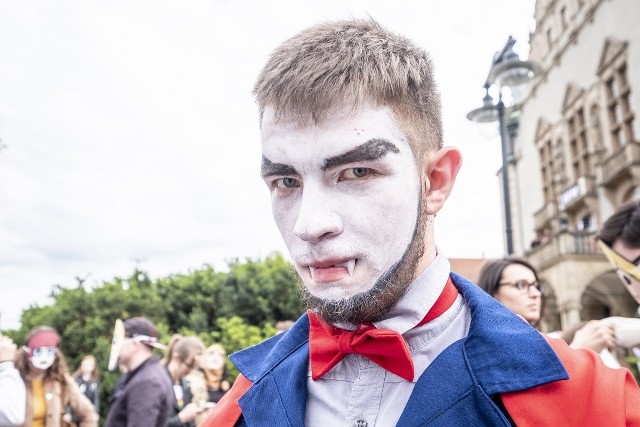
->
[202,18,640,426]
[14,326,97,427]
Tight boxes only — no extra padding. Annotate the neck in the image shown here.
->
[412,222,437,280]
[28,369,45,380]
[168,361,181,382]
[127,351,151,372]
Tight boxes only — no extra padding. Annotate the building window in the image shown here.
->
[539,135,565,205]
[553,137,566,185]
[540,140,553,203]
[546,28,554,51]
[567,108,591,179]
[589,104,604,154]
[604,62,635,149]
[540,147,548,203]
[576,214,592,231]
[560,6,568,31]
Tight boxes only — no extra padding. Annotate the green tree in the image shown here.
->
[7,256,304,421]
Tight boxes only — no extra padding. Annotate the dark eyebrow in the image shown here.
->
[322,138,400,171]
[261,157,299,178]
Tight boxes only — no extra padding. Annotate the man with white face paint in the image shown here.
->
[202,19,640,427]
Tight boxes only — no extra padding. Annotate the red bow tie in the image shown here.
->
[308,277,458,382]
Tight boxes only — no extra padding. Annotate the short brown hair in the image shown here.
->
[253,18,443,162]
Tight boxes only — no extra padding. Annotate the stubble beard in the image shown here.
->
[301,198,427,325]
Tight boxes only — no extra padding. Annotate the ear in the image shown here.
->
[422,147,462,215]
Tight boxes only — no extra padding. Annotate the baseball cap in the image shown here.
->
[123,317,166,349]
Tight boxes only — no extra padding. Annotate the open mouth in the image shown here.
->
[308,259,356,281]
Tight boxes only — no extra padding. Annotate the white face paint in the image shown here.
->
[30,347,57,370]
[261,104,421,301]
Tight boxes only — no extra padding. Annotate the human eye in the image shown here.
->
[274,177,299,189]
[340,167,371,180]
[514,280,528,291]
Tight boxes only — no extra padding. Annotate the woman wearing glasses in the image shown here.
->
[162,334,208,427]
[477,258,544,328]
[14,326,97,427]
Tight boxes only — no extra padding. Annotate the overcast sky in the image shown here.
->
[0,0,536,330]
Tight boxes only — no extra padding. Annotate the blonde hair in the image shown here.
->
[162,334,205,366]
[254,18,443,162]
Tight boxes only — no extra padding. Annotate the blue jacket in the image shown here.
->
[228,273,570,426]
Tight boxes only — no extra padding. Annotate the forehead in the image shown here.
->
[501,263,536,281]
[260,104,415,160]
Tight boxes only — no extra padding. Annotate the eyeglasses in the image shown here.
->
[499,280,543,294]
[31,347,57,357]
[597,239,640,286]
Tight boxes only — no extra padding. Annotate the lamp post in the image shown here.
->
[467,36,540,255]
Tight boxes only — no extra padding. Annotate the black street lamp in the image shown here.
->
[467,36,540,255]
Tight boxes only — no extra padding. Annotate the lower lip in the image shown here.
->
[312,266,350,283]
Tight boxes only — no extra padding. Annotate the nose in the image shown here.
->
[293,184,343,243]
[528,285,542,297]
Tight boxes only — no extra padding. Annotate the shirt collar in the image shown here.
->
[371,250,450,334]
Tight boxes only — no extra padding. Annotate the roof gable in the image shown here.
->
[597,38,628,76]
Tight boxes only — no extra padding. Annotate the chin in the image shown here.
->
[306,281,373,302]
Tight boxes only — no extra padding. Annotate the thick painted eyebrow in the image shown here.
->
[261,157,299,178]
[322,138,400,171]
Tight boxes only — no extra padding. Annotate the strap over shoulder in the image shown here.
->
[199,374,253,427]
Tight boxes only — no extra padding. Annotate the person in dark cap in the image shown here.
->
[104,316,173,427]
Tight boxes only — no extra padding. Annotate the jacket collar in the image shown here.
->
[451,272,568,394]
[230,274,569,424]
[231,315,310,426]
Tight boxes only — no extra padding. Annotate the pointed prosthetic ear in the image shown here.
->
[422,147,462,215]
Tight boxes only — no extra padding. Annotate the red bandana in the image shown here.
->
[309,277,458,381]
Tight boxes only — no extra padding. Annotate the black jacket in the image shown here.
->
[104,356,173,427]
[74,376,100,415]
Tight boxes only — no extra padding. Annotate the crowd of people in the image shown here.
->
[0,317,230,427]
[4,16,640,427]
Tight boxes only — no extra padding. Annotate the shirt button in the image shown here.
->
[355,420,368,427]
